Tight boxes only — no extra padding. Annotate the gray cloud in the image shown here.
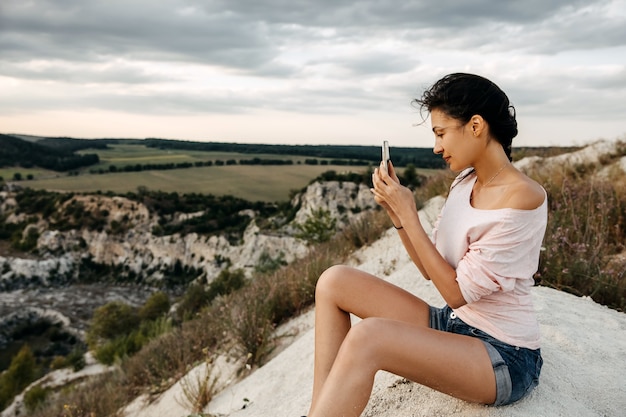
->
[0,0,276,67]
[2,0,622,68]
[0,61,176,84]
[0,0,624,129]
[203,0,592,28]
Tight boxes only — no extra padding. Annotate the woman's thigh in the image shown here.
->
[341,317,497,404]
[316,265,431,327]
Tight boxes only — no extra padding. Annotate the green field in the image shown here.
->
[80,144,334,171]
[22,164,373,202]
[6,143,440,202]
[0,167,56,181]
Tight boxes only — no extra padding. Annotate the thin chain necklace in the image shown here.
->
[472,162,509,199]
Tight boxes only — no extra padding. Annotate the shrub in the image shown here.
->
[294,208,337,243]
[206,268,246,301]
[93,336,130,365]
[23,384,50,413]
[163,260,202,289]
[222,288,276,367]
[175,283,212,322]
[66,347,87,372]
[400,163,425,189]
[94,317,171,365]
[0,345,39,411]
[254,251,287,274]
[342,209,390,249]
[124,313,221,391]
[176,350,221,413]
[175,269,246,322]
[139,291,171,321]
[22,226,40,251]
[86,301,139,348]
[49,355,67,370]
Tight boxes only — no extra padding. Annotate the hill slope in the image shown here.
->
[122,196,626,417]
[0,134,99,171]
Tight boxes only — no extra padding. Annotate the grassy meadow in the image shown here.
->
[79,143,326,171]
[21,165,365,202]
[10,143,439,202]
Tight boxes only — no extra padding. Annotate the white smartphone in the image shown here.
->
[382,140,390,172]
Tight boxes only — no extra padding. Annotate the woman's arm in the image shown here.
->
[395,227,430,279]
[372,162,466,308]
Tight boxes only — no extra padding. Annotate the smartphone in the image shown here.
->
[382,140,390,172]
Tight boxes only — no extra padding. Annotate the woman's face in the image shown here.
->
[430,109,477,171]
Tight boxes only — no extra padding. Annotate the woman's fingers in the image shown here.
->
[387,161,400,182]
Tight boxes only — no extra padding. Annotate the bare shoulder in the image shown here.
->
[507,173,545,210]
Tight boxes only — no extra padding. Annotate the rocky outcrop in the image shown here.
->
[514,139,626,173]
[292,181,375,226]
[1,180,376,292]
[0,180,374,339]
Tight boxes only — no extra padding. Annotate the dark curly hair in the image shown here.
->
[413,73,518,161]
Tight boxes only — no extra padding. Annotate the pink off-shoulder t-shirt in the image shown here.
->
[432,169,547,349]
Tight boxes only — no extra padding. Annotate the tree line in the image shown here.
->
[0,134,99,172]
[1,134,446,173]
[143,138,446,168]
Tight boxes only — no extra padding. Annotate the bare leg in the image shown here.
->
[308,265,432,414]
[307,265,496,416]
[310,317,496,417]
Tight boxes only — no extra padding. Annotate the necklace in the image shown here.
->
[480,162,509,188]
[472,162,509,201]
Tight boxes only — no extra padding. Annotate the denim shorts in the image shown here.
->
[429,305,542,406]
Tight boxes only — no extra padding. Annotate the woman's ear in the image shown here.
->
[470,114,486,137]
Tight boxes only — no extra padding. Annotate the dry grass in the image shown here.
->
[533,162,626,311]
[175,350,221,414]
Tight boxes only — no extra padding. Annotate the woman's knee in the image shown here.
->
[339,318,387,364]
[324,319,389,379]
[315,265,352,300]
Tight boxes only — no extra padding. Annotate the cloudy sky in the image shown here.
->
[1,0,625,148]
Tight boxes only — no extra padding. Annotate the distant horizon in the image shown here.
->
[3,131,617,150]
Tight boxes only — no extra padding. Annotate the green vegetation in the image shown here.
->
[0,345,39,410]
[23,383,51,413]
[174,269,246,322]
[85,293,174,366]
[138,291,171,322]
[294,208,337,243]
[2,134,445,186]
[0,134,99,171]
[0,318,84,384]
[82,268,246,368]
[4,135,442,201]
[21,164,373,202]
[141,138,446,168]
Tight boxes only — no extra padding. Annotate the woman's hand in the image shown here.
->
[371,161,417,227]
